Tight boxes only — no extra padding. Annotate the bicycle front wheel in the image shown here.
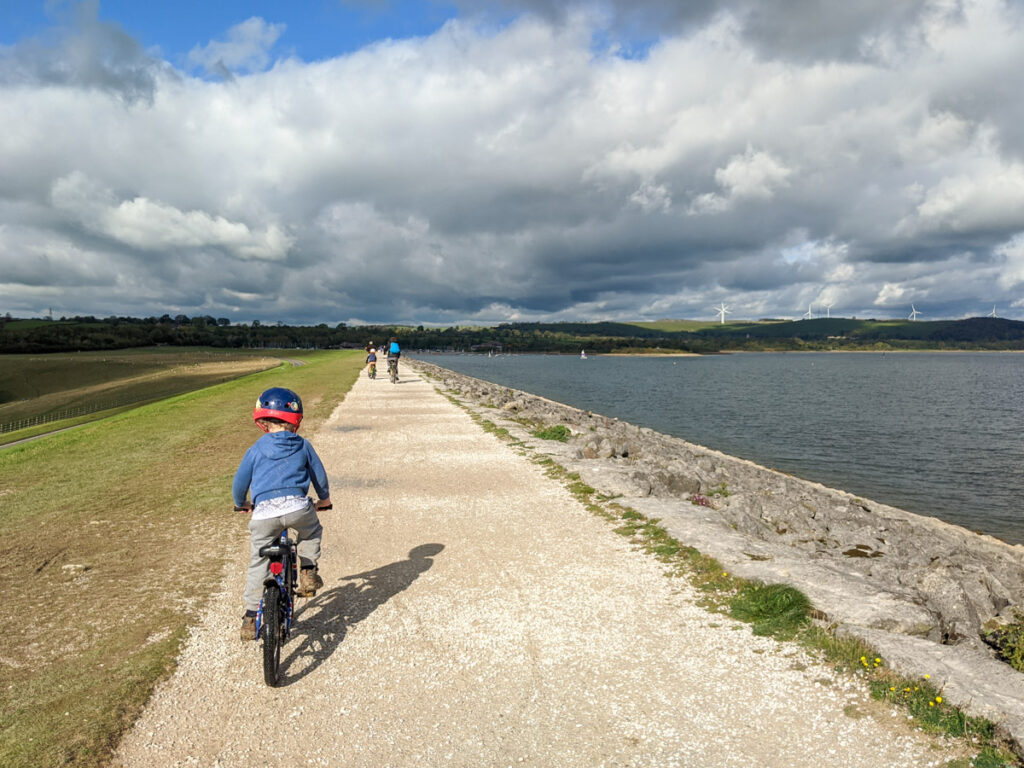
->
[262,583,283,686]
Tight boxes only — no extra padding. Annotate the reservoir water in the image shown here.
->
[419,351,1024,545]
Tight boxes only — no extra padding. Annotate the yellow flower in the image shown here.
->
[924,674,931,679]
[929,701,935,707]
[874,658,881,663]
[936,696,942,703]
[889,686,895,691]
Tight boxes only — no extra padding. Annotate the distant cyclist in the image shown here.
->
[386,337,400,382]
[366,347,377,378]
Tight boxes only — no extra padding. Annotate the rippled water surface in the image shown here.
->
[420,352,1024,545]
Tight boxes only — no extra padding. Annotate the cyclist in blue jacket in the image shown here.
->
[386,337,401,381]
[232,387,331,641]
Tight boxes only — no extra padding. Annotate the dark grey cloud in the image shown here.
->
[455,0,939,62]
[0,0,168,103]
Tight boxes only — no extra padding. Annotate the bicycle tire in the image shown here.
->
[389,361,397,384]
[262,583,282,686]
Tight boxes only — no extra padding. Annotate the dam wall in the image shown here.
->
[410,358,1024,749]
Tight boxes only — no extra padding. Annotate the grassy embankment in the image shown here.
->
[0,348,284,445]
[0,349,362,767]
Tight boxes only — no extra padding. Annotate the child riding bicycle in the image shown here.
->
[232,387,331,641]
[366,347,377,378]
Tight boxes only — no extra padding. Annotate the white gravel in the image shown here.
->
[112,363,966,767]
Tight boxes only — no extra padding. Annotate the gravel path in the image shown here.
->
[112,363,965,767]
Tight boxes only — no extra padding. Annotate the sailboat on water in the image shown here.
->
[580,349,587,359]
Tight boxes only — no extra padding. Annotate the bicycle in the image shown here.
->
[387,357,399,384]
[368,362,376,379]
[235,499,332,686]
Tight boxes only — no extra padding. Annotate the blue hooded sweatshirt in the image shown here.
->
[232,431,330,507]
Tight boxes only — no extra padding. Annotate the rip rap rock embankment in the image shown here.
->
[410,359,1024,753]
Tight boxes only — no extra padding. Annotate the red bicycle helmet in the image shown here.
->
[253,387,303,429]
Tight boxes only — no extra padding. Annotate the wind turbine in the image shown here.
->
[909,304,921,321]
[823,302,834,318]
[714,302,731,324]
[989,305,998,318]
[802,303,813,320]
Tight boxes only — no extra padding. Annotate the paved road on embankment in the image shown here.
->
[113,362,964,767]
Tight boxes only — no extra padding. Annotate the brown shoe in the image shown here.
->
[240,615,257,641]
[296,567,323,597]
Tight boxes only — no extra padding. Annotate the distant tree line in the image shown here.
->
[3,313,1024,354]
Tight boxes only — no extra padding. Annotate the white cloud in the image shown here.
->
[904,160,1024,234]
[715,146,793,200]
[997,234,1024,289]
[50,172,292,261]
[875,282,906,306]
[629,181,672,213]
[187,17,285,77]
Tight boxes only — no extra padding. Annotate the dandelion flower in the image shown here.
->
[924,674,931,679]
[929,701,935,707]
[936,696,942,703]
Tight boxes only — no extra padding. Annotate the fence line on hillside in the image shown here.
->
[1,363,289,436]
[0,397,145,434]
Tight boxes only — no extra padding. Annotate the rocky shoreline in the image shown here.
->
[409,358,1024,752]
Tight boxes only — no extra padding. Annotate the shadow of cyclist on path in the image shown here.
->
[279,543,445,686]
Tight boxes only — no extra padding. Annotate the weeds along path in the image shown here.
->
[113,363,965,767]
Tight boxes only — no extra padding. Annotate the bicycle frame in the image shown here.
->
[255,531,297,640]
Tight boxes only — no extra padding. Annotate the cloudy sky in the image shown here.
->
[2,0,1024,325]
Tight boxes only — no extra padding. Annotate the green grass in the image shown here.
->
[730,583,811,640]
[532,424,571,442]
[0,349,362,767]
[479,418,511,439]
[983,608,1024,673]
[628,319,760,332]
[0,347,281,427]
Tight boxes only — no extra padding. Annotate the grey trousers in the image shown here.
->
[244,501,323,612]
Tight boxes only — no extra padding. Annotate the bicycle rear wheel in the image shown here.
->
[262,583,283,686]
